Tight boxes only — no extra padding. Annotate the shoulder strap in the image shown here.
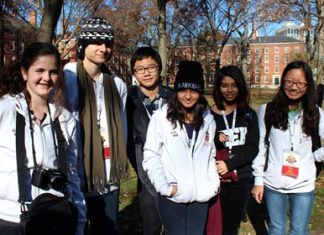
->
[53,118,68,176]
[16,112,27,203]
[311,107,321,151]
[311,107,322,177]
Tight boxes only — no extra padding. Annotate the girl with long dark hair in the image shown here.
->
[207,65,259,235]
[252,61,324,235]
[143,61,220,235]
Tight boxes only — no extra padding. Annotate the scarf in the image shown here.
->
[77,60,128,192]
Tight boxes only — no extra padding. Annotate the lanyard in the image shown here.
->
[221,108,237,154]
[288,110,303,151]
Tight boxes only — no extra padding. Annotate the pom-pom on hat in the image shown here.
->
[78,17,114,59]
[174,61,204,94]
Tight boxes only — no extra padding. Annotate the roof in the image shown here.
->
[227,36,302,45]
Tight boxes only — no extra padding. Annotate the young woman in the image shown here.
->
[252,61,324,235]
[0,42,85,235]
[208,65,259,235]
[143,61,220,235]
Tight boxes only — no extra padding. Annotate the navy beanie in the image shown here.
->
[174,61,204,93]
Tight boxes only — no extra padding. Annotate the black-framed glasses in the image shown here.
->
[284,79,307,89]
[134,65,158,74]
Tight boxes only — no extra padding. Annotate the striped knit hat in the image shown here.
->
[78,17,114,58]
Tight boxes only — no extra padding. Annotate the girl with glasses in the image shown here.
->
[252,60,324,235]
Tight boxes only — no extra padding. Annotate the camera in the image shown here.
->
[31,167,68,191]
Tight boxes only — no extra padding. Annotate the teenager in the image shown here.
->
[207,65,259,235]
[63,17,128,234]
[252,61,324,235]
[0,42,85,235]
[143,60,220,235]
[126,47,173,235]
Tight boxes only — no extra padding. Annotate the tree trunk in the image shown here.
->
[157,0,168,85]
[37,0,63,43]
[317,1,324,84]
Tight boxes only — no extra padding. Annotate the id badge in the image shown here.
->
[281,150,300,178]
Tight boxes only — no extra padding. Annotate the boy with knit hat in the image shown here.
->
[64,16,128,235]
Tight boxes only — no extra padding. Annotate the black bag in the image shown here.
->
[20,193,78,235]
[16,112,78,235]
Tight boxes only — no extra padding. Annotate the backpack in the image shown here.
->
[263,103,323,177]
[16,112,78,235]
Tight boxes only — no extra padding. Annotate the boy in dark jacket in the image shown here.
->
[126,47,173,235]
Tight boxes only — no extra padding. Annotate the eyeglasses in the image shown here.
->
[284,79,307,89]
[134,65,158,74]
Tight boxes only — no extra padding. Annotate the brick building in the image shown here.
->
[170,36,304,88]
[2,13,36,67]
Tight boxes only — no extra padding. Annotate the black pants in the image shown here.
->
[0,219,21,235]
[220,181,252,235]
[138,182,162,235]
[85,189,119,235]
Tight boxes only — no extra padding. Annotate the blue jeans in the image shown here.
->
[156,194,208,235]
[264,187,314,235]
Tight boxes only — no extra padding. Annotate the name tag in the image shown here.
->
[281,150,300,178]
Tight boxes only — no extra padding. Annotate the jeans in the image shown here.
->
[138,182,162,235]
[85,189,119,235]
[156,194,208,235]
[264,187,314,235]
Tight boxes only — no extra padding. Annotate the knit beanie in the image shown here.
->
[174,61,204,94]
[78,17,114,58]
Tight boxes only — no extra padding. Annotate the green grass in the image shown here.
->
[118,88,324,235]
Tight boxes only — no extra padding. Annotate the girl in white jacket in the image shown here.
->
[0,42,85,235]
[252,61,324,235]
[143,61,220,235]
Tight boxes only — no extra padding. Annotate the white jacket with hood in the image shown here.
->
[252,104,324,193]
[0,93,86,234]
[143,105,220,203]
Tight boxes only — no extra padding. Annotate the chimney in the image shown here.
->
[251,30,258,40]
[29,11,37,26]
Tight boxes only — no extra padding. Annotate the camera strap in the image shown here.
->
[15,111,68,205]
[16,112,28,204]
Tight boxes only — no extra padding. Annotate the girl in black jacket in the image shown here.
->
[207,65,259,235]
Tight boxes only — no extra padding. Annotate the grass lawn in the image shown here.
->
[118,88,324,235]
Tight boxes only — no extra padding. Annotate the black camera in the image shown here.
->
[31,167,68,191]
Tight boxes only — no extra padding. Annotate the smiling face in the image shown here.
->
[283,68,307,101]
[220,75,239,104]
[177,89,200,110]
[21,55,59,101]
[83,42,112,65]
[133,57,160,89]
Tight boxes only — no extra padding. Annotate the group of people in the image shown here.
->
[0,15,323,235]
